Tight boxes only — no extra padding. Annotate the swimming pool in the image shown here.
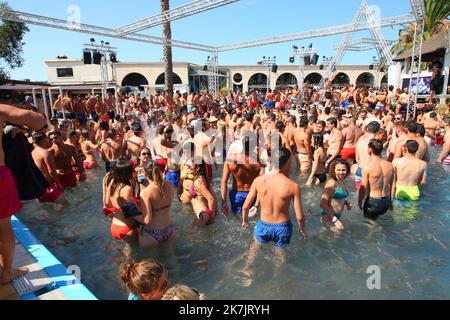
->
[17,147,450,300]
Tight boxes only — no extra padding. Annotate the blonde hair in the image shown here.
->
[161,284,205,300]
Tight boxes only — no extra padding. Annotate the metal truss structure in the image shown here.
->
[0,9,214,52]
[83,42,118,99]
[115,0,239,37]
[216,14,414,52]
[0,0,425,112]
[334,38,394,51]
[407,0,426,120]
[319,0,396,88]
[290,46,318,108]
[205,50,220,97]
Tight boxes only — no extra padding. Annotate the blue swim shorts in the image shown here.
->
[254,220,293,248]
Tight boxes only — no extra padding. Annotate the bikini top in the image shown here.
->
[181,172,195,181]
[333,183,349,200]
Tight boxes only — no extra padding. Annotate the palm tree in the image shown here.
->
[161,0,174,103]
[391,0,450,56]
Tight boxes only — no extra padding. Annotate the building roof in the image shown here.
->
[394,28,449,61]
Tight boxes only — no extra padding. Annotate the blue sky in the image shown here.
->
[5,0,413,81]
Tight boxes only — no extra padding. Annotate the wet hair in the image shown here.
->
[48,130,62,138]
[119,259,165,298]
[416,124,425,137]
[245,112,254,122]
[368,139,383,156]
[268,113,276,122]
[162,285,201,301]
[324,107,331,115]
[105,158,133,197]
[274,147,291,170]
[108,129,117,139]
[317,120,326,128]
[299,116,309,128]
[143,161,165,196]
[275,121,285,132]
[404,140,419,155]
[157,125,165,135]
[132,122,142,134]
[326,117,338,127]
[80,129,89,141]
[188,126,195,139]
[312,133,324,149]
[243,133,257,156]
[430,112,437,119]
[328,158,351,180]
[405,120,418,133]
[32,132,46,145]
[288,115,297,124]
[69,130,78,139]
[366,121,381,134]
[192,158,210,188]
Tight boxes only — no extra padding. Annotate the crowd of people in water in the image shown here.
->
[1,78,449,299]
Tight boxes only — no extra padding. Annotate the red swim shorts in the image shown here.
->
[340,148,356,160]
[0,166,23,219]
[59,171,78,190]
[205,163,213,179]
[38,182,62,203]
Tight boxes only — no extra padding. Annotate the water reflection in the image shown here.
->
[16,147,450,300]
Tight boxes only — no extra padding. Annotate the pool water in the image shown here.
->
[17,147,450,300]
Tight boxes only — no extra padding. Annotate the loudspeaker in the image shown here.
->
[319,65,324,70]
[93,51,102,65]
[311,54,319,65]
[110,53,117,63]
[304,56,311,66]
[203,65,208,71]
[271,64,278,73]
[369,64,374,70]
[83,50,92,64]
[289,56,295,64]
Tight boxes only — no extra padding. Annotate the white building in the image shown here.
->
[45,57,389,93]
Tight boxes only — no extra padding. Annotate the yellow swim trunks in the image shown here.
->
[396,185,420,201]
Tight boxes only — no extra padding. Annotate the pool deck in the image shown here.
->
[0,217,97,301]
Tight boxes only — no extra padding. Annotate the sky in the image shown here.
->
[4,0,413,81]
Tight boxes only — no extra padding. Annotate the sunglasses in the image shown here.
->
[141,152,150,156]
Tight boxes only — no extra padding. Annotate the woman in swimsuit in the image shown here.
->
[319,159,352,231]
[103,159,142,242]
[306,134,327,185]
[80,129,101,170]
[139,161,174,249]
[178,159,217,226]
